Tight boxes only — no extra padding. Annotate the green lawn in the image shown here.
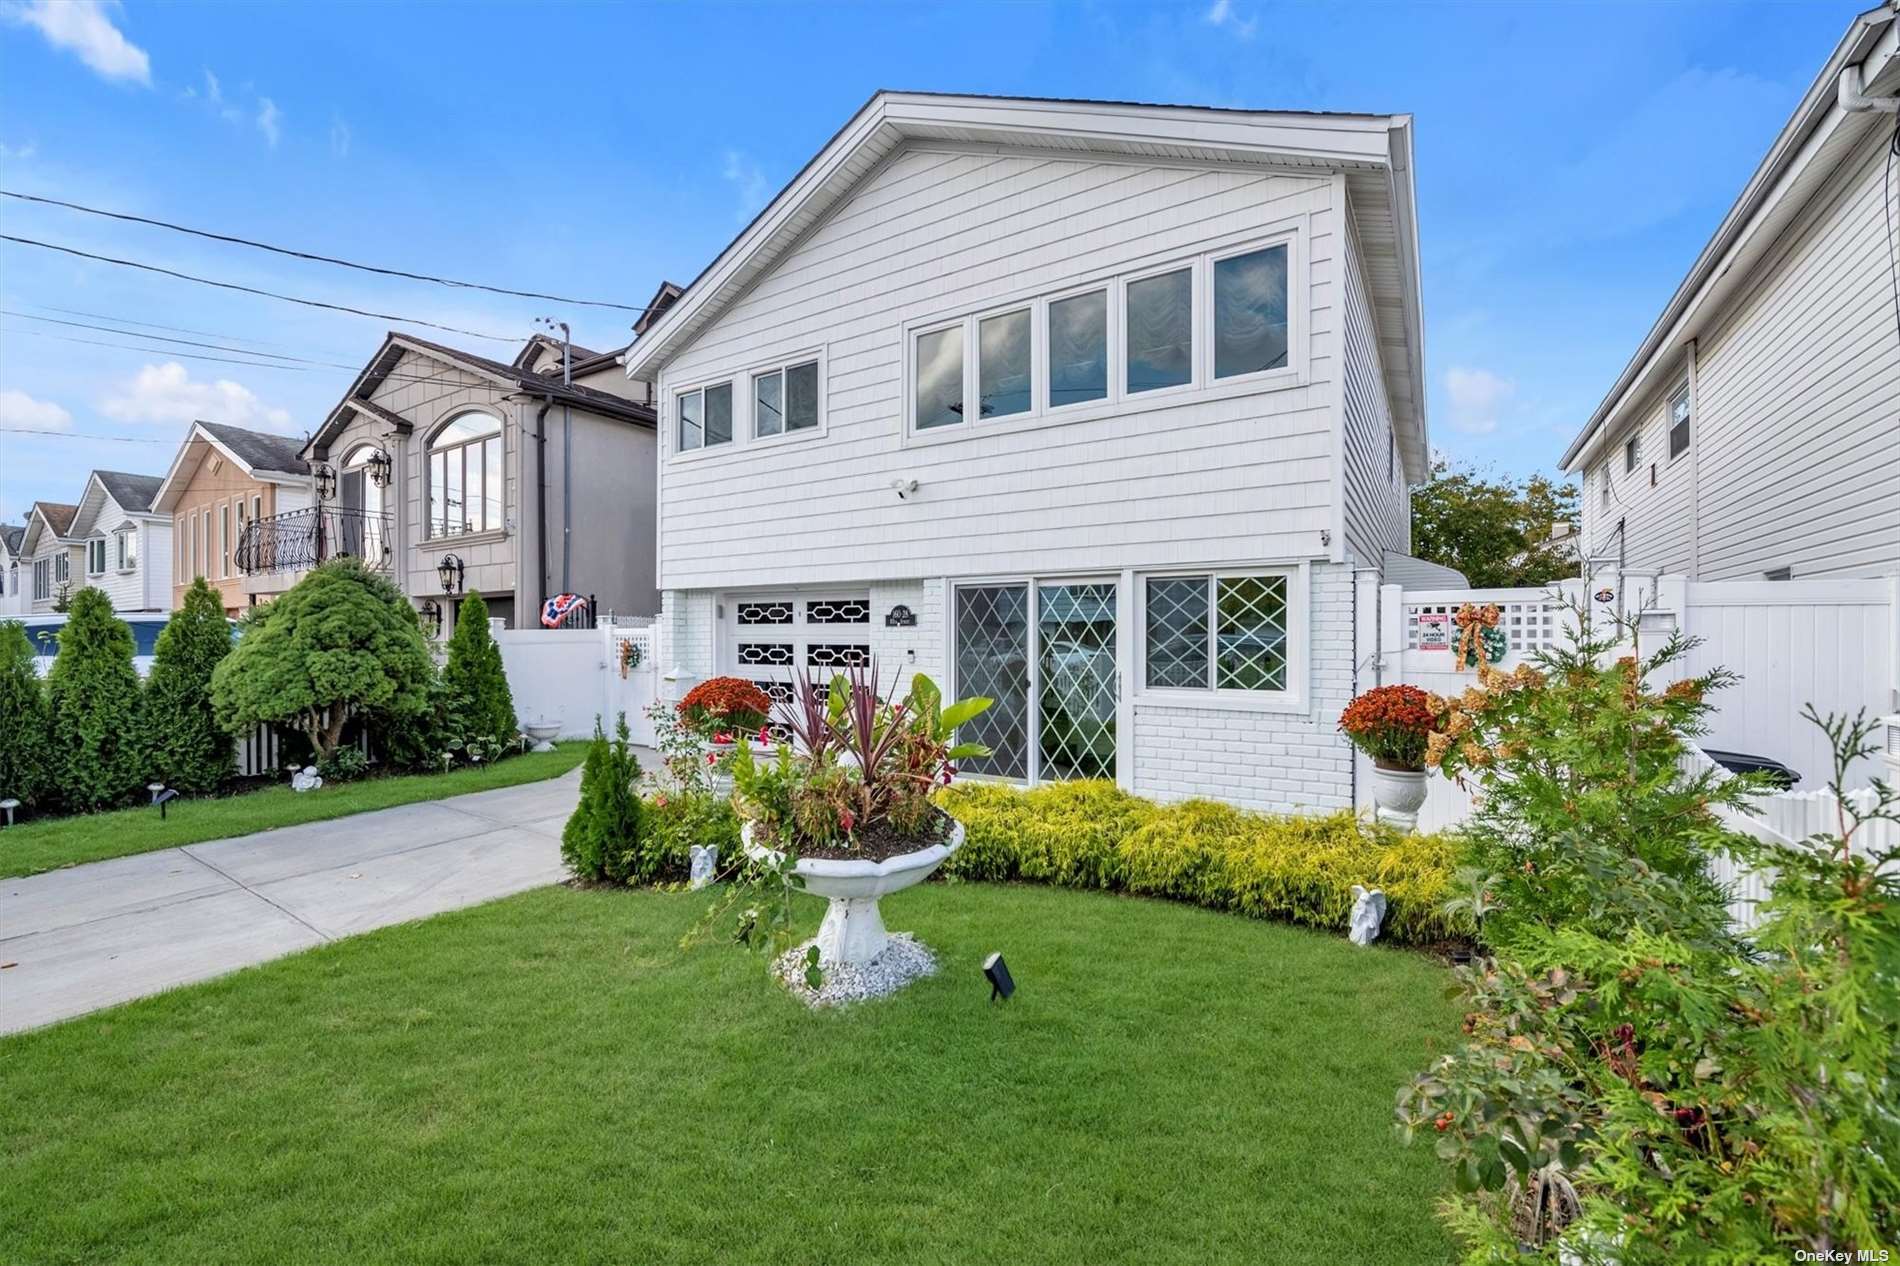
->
[0,882,1461,1265]
[0,743,588,878]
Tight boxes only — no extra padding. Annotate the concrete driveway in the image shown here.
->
[1,767,589,1036]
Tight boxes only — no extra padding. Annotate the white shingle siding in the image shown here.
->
[656,149,1339,591]
[1131,563,1355,811]
[1339,204,1409,568]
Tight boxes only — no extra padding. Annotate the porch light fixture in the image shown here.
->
[420,599,443,636]
[313,463,337,501]
[366,447,393,488]
[437,553,464,595]
[983,951,1015,1002]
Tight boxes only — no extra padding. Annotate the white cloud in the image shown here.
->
[0,139,36,160]
[1444,366,1515,435]
[329,114,351,158]
[100,362,295,434]
[4,0,150,85]
[256,97,281,148]
[1204,0,1257,40]
[0,388,72,432]
[721,149,769,220]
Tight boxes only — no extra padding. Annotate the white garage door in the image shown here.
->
[721,592,874,725]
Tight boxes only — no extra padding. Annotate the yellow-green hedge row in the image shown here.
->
[937,780,1460,945]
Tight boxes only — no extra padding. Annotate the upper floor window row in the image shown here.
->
[676,354,823,455]
[911,238,1294,436]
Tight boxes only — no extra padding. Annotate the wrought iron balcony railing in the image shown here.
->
[235,506,393,576]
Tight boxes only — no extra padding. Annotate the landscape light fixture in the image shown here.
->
[366,447,393,488]
[313,463,337,501]
[983,952,1015,1002]
[420,598,443,636]
[147,783,179,820]
[0,798,18,829]
[438,553,464,595]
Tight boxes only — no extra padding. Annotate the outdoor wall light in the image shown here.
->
[983,952,1015,1002]
[366,447,393,488]
[437,553,464,595]
[0,798,18,829]
[313,463,337,501]
[420,599,443,636]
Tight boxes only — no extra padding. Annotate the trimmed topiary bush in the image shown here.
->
[442,592,518,748]
[938,779,1459,945]
[46,588,145,812]
[0,620,52,810]
[140,577,235,795]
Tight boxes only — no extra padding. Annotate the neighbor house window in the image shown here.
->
[221,505,232,577]
[675,382,733,453]
[1144,572,1290,693]
[1125,268,1192,393]
[34,559,49,600]
[752,361,819,439]
[1624,434,1639,473]
[429,412,503,535]
[1212,244,1289,378]
[200,512,210,577]
[115,528,135,570]
[55,553,69,584]
[1668,384,1691,459]
[977,309,1032,420]
[914,325,965,429]
[87,538,106,576]
[1047,289,1108,408]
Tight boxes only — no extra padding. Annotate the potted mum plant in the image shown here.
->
[1338,683,1435,830]
[675,676,774,795]
[728,661,991,972]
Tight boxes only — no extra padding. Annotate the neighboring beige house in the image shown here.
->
[18,501,79,613]
[151,421,315,615]
[66,471,171,614]
[257,330,662,635]
[1563,2,1900,581]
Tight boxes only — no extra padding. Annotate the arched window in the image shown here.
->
[428,412,502,537]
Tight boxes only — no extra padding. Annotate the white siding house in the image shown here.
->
[19,501,81,615]
[1564,3,1900,581]
[0,524,25,617]
[66,472,173,614]
[626,92,1427,811]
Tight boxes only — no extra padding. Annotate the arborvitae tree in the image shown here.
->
[561,714,645,884]
[212,560,435,762]
[561,720,612,881]
[141,577,235,794]
[442,592,518,744]
[46,587,144,811]
[0,620,52,809]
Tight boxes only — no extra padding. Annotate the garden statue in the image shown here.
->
[689,844,718,890]
[1348,885,1387,946]
[290,766,323,793]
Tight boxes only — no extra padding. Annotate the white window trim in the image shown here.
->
[115,527,135,573]
[86,537,107,576]
[747,350,829,449]
[425,410,506,540]
[663,347,831,466]
[901,222,1307,449]
[1132,561,1309,714]
[1666,381,1692,463]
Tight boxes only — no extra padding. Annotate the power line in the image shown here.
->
[20,302,314,351]
[2,326,323,371]
[2,427,190,444]
[1,188,653,314]
[2,310,344,365]
[0,234,518,343]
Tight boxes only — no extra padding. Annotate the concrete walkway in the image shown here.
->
[1,767,588,1036]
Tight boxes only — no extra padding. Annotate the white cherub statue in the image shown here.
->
[1348,884,1388,946]
[290,765,324,793]
[688,844,719,890]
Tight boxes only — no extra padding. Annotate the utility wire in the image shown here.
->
[0,234,518,342]
[2,310,345,365]
[1,189,653,314]
[21,302,317,351]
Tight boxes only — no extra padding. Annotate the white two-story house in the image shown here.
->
[18,501,79,614]
[67,471,172,614]
[625,92,1427,812]
[1563,2,1900,581]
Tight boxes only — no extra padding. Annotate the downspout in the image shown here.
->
[1839,61,1900,113]
[560,325,573,593]
[533,398,553,610]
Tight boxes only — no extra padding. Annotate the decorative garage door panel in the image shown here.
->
[722,592,873,732]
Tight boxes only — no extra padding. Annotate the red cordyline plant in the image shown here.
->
[1338,683,1435,770]
[676,676,772,740]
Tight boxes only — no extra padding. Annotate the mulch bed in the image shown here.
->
[794,806,956,863]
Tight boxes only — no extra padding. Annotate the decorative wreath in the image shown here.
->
[1452,603,1508,671]
[618,638,643,678]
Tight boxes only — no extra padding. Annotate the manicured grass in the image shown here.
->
[0,743,588,878]
[1,882,1462,1264]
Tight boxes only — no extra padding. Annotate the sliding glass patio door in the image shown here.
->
[954,579,1118,784]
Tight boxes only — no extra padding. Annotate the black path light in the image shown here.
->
[983,952,1015,1002]
[0,798,18,829]
[437,553,464,596]
[147,782,179,820]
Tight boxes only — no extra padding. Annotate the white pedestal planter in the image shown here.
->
[705,741,737,798]
[521,719,561,753]
[1371,766,1429,831]
[742,819,965,967]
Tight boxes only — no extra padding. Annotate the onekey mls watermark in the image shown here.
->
[1794,1251,1891,1263]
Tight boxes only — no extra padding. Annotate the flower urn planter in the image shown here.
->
[742,819,965,967]
[704,740,737,798]
[521,718,562,753]
[1371,765,1429,831]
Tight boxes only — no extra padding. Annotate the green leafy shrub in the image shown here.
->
[644,788,741,879]
[139,578,234,795]
[937,779,1459,944]
[561,715,645,884]
[316,745,370,783]
[0,620,52,809]
[212,560,435,762]
[46,588,144,812]
[442,592,517,748]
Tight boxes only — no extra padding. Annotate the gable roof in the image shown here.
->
[1,523,22,555]
[631,279,685,337]
[153,421,311,511]
[94,471,164,515]
[305,331,656,460]
[32,501,76,537]
[1559,3,1899,471]
[513,332,603,373]
[622,90,1428,473]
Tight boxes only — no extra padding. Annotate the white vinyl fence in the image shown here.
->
[492,618,657,745]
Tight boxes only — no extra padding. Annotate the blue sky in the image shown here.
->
[0,0,1860,524]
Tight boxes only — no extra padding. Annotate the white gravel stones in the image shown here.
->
[773,933,938,1008]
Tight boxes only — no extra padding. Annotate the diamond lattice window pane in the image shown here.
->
[1145,576,1209,689]
[1215,575,1287,691]
[1038,582,1117,781]
[955,585,1029,778]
